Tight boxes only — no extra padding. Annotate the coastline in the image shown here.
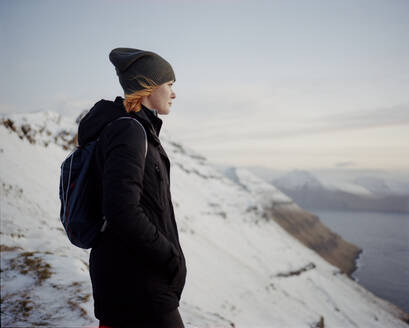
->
[350,248,363,278]
[302,209,409,324]
[268,204,361,276]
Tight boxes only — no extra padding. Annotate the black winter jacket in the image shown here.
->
[78,97,187,323]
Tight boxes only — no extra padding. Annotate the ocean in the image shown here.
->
[309,209,409,314]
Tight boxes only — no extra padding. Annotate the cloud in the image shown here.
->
[228,103,409,141]
[321,104,409,130]
[335,161,356,168]
[174,103,409,145]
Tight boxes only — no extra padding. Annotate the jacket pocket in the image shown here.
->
[154,162,163,182]
[141,192,163,216]
[154,162,167,206]
[169,255,187,300]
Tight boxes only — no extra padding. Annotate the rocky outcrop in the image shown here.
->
[267,204,361,275]
[1,113,76,150]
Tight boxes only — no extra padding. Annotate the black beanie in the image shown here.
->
[109,48,176,95]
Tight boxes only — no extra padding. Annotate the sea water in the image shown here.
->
[309,209,409,314]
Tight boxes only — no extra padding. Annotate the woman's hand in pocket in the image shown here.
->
[167,254,186,299]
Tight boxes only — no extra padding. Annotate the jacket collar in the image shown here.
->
[114,97,163,137]
[140,104,163,137]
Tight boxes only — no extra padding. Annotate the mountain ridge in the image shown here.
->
[1,111,408,327]
[242,167,409,213]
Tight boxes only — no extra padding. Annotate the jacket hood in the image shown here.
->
[78,96,163,146]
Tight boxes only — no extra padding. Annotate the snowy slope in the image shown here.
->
[1,112,408,327]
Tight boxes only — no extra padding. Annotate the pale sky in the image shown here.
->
[1,0,408,170]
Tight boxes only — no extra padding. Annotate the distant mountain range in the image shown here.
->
[243,167,409,213]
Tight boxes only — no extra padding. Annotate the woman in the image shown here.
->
[77,48,187,328]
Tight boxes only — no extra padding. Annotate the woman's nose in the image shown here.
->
[171,91,176,99]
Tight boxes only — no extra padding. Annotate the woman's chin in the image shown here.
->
[159,108,171,115]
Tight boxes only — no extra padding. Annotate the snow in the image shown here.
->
[247,166,409,198]
[311,169,409,197]
[353,176,392,195]
[323,181,374,196]
[273,170,324,191]
[1,112,408,327]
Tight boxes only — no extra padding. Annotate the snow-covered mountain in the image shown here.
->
[353,176,392,196]
[273,170,324,191]
[265,169,409,213]
[245,166,409,197]
[1,111,408,327]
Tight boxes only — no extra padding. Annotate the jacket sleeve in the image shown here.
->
[100,119,180,273]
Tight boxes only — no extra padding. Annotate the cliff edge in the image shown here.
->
[268,204,361,275]
[232,168,361,276]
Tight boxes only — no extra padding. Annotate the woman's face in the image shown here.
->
[145,80,176,115]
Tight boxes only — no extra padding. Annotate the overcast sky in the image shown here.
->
[1,0,408,170]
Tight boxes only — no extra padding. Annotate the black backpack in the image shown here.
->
[59,117,147,249]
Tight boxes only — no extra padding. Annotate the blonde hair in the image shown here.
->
[123,78,158,113]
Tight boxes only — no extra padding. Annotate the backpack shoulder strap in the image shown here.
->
[115,117,148,159]
[97,116,147,234]
[99,116,148,159]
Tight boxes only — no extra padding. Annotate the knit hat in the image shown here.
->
[109,48,176,95]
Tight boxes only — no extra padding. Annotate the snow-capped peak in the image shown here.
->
[273,169,324,190]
